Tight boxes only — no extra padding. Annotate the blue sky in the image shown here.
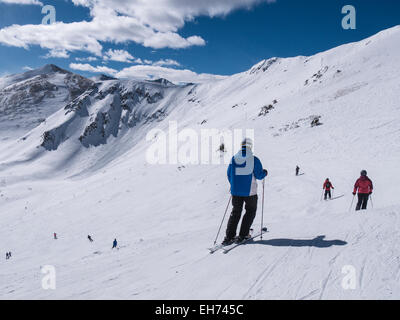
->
[0,0,399,81]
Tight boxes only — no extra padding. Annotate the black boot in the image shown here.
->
[235,234,251,243]
[222,237,235,246]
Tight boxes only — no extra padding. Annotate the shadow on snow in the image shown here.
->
[250,235,347,248]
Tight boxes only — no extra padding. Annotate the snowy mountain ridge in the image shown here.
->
[0,64,94,140]
[0,25,400,299]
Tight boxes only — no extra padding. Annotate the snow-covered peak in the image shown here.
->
[248,57,281,74]
[0,64,70,89]
[246,24,400,76]
[26,64,69,76]
[0,64,94,139]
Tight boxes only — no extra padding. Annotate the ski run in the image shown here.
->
[1,26,400,299]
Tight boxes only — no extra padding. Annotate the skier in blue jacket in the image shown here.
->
[112,239,118,249]
[223,138,268,245]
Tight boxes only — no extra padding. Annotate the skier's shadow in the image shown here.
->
[250,235,347,248]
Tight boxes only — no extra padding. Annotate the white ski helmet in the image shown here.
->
[241,138,253,150]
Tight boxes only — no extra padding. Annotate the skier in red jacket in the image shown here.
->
[323,178,334,200]
[353,170,373,210]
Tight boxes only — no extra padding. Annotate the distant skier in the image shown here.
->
[112,239,118,249]
[88,235,93,242]
[323,178,335,200]
[54,233,57,240]
[296,166,300,176]
[5,252,9,260]
[222,138,268,245]
[353,170,373,211]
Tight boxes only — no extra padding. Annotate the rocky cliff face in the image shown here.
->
[39,79,181,150]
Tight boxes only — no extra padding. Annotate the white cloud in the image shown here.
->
[43,48,70,59]
[69,61,226,84]
[0,8,204,57]
[22,66,33,71]
[102,49,181,67]
[76,56,98,62]
[72,0,276,33]
[0,0,43,5]
[69,63,118,75]
[0,0,275,57]
[152,59,181,67]
[116,65,226,84]
[0,21,104,56]
[103,49,140,63]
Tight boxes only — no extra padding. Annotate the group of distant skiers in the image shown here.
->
[221,138,374,246]
[320,171,373,210]
[6,235,118,260]
[297,166,373,209]
[54,233,117,248]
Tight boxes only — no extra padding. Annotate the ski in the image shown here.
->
[222,227,268,254]
[208,243,228,254]
[208,238,249,253]
[208,229,255,254]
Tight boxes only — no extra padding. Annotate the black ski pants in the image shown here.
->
[226,195,258,239]
[324,190,331,200]
[356,193,369,210]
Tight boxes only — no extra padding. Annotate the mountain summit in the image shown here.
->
[0,64,94,138]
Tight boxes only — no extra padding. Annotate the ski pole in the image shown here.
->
[349,194,355,212]
[261,178,265,240]
[320,190,324,201]
[370,195,374,209]
[213,195,232,245]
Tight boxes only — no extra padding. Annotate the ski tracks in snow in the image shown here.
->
[318,270,333,300]
[242,234,349,300]
[242,248,291,299]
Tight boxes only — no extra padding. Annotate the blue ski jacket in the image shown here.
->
[227,147,267,196]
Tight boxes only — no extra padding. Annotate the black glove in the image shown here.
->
[352,192,356,196]
[369,191,372,195]
[263,169,268,177]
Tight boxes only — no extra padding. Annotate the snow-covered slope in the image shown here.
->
[0,64,94,140]
[0,75,195,177]
[0,26,400,299]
